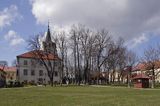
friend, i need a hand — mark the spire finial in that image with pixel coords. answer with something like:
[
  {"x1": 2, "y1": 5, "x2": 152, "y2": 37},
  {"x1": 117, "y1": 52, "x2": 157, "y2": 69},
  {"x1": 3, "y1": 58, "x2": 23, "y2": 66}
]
[
  {"x1": 45, "y1": 20, "x2": 52, "y2": 42},
  {"x1": 48, "y1": 20, "x2": 50, "y2": 30}
]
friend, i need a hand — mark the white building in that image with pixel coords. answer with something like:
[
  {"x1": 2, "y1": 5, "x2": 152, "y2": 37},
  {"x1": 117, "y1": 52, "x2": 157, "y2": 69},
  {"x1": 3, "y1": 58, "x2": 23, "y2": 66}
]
[{"x1": 17, "y1": 25, "x2": 61, "y2": 84}]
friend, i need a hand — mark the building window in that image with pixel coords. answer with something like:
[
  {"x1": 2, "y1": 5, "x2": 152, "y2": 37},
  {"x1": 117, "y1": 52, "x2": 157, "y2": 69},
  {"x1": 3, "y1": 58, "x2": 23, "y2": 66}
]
[
  {"x1": 31, "y1": 70, "x2": 35, "y2": 76},
  {"x1": 55, "y1": 71, "x2": 58, "y2": 77},
  {"x1": 39, "y1": 70, "x2": 43, "y2": 76},
  {"x1": 23, "y1": 69, "x2": 28, "y2": 76},
  {"x1": 24, "y1": 60, "x2": 28, "y2": 65}
]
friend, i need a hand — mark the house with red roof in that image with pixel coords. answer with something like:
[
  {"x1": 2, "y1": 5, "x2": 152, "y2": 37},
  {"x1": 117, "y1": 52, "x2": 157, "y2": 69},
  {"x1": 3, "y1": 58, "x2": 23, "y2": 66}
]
[
  {"x1": 2, "y1": 66, "x2": 17, "y2": 84},
  {"x1": 132, "y1": 63, "x2": 160, "y2": 83},
  {"x1": 16, "y1": 25, "x2": 61, "y2": 85},
  {"x1": 0, "y1": 67, "x2": 6, "y2": 87},
  {"x1": 132, "y1": 74, "x2": 150, "y2": 88}
]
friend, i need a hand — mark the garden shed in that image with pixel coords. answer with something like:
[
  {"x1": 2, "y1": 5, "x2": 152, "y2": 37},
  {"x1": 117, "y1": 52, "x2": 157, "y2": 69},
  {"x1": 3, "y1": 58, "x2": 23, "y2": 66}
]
[{"x1": 132, "y1": 74, "x2": 150, "y2": 88}]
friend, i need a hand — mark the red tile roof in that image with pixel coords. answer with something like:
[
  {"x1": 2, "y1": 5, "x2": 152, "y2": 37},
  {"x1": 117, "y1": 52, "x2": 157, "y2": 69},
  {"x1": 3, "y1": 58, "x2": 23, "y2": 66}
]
[
  {"x1": 0, "y1": 66, "x2": 16, "y2": 72},
  {"x1": 133, "y1": 61, "x2": 160, "y2": 72},
  {"x1": 17, "y1": 50, "x2": 61, "y2": 60},
  {"x1": 132, "y1": 63, "x2": 146, "y2": 71}
]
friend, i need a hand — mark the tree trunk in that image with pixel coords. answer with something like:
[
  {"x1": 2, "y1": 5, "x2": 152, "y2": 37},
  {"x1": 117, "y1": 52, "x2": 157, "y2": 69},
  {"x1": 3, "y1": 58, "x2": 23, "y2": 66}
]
[
  {"x1": 112, "y1": 69, "x2": 116, "y2": 84},
  {"x1": 151, "y1": 68, "x2": 155, "y2": 88},
  {"x1": 127, "y1": 66, "x2": 132, "y2": 88},
  {"x1": 127, "y1": 75, "x2": 130, "y2": 88},
  {"x1": 60, "y1": 61, "x2": 64, "y2": 86},
  {"x1": 50, "y1": 78, "x2": 54, "y2": 87},
  {"x1": 77, "y1": 38, "x2": 81, "y2": 86},
  {"x1": 97, "y1": 66, "x2": 101, "y2": 85}
]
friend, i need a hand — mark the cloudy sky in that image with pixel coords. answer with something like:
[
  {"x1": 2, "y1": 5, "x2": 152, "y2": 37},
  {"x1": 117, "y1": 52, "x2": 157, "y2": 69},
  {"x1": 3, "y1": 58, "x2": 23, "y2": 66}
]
[{"x1": 0, "y1": 0, "x2": 160, "y2": 65}]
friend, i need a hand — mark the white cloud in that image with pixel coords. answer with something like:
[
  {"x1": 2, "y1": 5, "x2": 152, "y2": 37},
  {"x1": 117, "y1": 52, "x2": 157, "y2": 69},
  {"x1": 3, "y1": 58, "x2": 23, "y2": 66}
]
[
  {"x1": 0, "y1": 5, "x2": 21, "y2": 29},
  {"x1": 30, "y1": 0, "x2": 128, "y2": 25},
  {"x1": 133, "y1": 34, "x2": 148, "y2": 45},
  {"x1": 4, "y1": 30, "x2": 25, "y2": 46},
  {"x1": 30, "y1": 0, "x2": 160, "y2": 47},
  {"x1": 127, "y1": 33, "x2": 149, "y2": 48}
]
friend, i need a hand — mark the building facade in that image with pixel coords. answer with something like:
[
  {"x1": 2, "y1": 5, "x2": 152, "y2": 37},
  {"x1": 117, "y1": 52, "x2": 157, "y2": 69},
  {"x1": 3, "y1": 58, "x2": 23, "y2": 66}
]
[
  {"x1": 0, "y1": 66, "x2": 17, "y2": 84},
  {"x1": 0, "y1": 68, "x2": 6, "y2": 87},
  {"x1": 17, "y1": 25, "x2": 61, "y2": 84}
]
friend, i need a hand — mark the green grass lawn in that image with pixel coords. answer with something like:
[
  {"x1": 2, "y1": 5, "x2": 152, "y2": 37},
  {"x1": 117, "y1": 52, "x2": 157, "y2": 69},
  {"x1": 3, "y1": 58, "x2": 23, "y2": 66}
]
[{"x1": 0, "y1": 86, "x2": 160, "y2": 106}]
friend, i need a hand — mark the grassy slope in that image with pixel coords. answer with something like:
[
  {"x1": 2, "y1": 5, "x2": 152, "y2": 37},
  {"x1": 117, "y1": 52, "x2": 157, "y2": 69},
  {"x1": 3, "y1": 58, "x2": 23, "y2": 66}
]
[{"x1": 0, "y1": 86, "x2": 160, "y2": 106}]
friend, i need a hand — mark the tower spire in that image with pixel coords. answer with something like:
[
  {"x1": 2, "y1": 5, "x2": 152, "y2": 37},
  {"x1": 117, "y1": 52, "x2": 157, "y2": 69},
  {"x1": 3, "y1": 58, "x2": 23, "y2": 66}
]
[
  {"x1": 43, "y1": 21, "x2": 58, "y2": 55},
  {"x1": 45, "y1": 21, "x2": 52, "y2": 42}
]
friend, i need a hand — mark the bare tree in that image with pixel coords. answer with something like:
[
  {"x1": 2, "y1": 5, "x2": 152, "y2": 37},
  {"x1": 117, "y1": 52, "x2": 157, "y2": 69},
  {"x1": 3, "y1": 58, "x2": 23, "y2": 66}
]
[
  {"x1": 55, "y1": 31, "x2": 68, "y2": 86},
  {"x1": 70, "y1": 24, "x2": 82, "y2": 85},
  {"x1": 126, "y1": 50, "x2": 137, "y2": 88},
  {"x1": 142, "y1": 46, "x2": 159, "y2": 88},
  {"x1": 0, "y1": 63, "x2": 6, "y2": 87},
  {"x1": 116, "y1": 48, "x2": 127, "y2": 83},
  {"x1": 108, "y1": 38, "x2": 127, "y2": 84},
  {"x1": 106, "y1": 42, "x2": 118, "y2": 83},
  {"x1": 104, "y1": 38, "x2": 125, "y2": 84},
  {"x1": 94, "y1": 29, "x2": 112, "y2": 84},
  {"x1": 79, "y1": 26, "x2": 96, "y2": 84}
]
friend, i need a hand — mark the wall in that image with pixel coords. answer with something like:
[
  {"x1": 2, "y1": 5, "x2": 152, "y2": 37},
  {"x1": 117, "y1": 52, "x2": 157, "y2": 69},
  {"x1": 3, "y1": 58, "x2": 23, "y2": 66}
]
[{"x1": 17, "y1": 57, "x2": 61, "y2": 84}]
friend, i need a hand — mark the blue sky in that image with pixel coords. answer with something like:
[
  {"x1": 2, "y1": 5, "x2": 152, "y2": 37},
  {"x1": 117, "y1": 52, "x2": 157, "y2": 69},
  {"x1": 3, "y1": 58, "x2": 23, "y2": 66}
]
[
  {"x1": 0, "y1": 0, "x2": 160, "y2": 65},
  {"x1": 0, "y1": 0, "x2": 46, "y2": 65}
]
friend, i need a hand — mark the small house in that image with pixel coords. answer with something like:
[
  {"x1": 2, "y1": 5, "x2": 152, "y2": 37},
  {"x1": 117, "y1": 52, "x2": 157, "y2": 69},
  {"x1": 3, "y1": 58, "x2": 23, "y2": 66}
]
[{"x1": 132, "y1": 74, "x2": 149, "y2": 88}]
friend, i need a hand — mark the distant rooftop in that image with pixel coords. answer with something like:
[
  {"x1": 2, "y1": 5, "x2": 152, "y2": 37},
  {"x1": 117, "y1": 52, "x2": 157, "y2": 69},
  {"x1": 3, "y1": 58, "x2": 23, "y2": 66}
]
[{"x1": 0, "y1": 66, "x2": 16, "y2": 72}]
